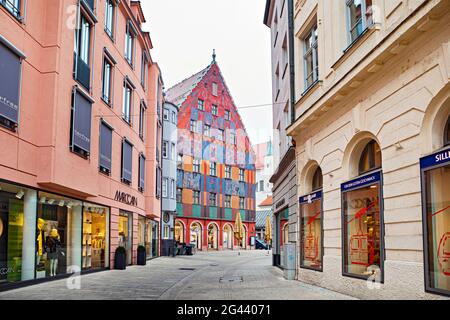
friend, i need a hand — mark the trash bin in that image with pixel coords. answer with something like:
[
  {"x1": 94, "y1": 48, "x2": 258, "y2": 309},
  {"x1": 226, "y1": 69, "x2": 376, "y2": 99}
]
[
  {"x1": 137, "y1": 246, "x2": 146, "y2": 265},
  {"x1": 114, "y1": 247, "x2": 127, "y2": 270},
  {"x1": 185, "y1": 245, "x2": 193, "y2": 256}
]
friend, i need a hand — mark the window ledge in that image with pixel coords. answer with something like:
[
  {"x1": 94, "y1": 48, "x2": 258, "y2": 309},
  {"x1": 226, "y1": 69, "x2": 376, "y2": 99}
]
[
  {"x1": 101, "y1": 96, "x2": 112, "y2": 108},
  {"x1": 301, "y1": 80, "x2": 322, "y2": 98},
  {"x1": 331, "y1": 23, "x2": 381, "y2": 71}
]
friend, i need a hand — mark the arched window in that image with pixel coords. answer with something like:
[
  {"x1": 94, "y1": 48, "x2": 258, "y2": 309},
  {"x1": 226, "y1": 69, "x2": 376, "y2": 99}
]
[
  {"x1": 445, "y1": 115, "x2": 450, "y2": 146},
  {"x1": 312, "y1": 167, "x2": 323, "y2": 191},
  {"x1": 358, "y1": 140, "x2": 382, "y2": 175}
]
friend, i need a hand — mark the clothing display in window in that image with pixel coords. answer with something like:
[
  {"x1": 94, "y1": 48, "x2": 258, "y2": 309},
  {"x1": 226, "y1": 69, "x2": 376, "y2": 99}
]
[{"x1": 82, "y1": 210, "x2": 106, "y2": 270}]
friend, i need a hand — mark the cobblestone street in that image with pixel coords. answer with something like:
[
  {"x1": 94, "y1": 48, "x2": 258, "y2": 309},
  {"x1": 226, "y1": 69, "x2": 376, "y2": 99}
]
[{"x1": 0, "y1": 251, "x2": 356, "y2": 300}]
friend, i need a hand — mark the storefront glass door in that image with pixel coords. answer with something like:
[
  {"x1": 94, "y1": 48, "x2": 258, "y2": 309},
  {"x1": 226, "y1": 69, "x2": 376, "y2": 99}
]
[{"x1": 119, "y1": 211, "x2": 132, "y2": 265}]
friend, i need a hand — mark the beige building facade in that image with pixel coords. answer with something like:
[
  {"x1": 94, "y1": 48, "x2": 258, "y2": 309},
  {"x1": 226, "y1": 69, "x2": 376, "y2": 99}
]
[{"x1": 288, "y1": 0, "x2": 450, "y2": 299}]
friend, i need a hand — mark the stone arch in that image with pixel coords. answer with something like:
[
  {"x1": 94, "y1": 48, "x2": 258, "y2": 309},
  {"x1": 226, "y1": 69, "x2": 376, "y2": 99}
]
[
  {"x1": 174, "y1": 220, "x2": 186, "y2": 243},
  {"x1": 341, "y1": 131, "x2": 382, "y2": 180},
  {"x1": 222, "y1": 223, "x2": 234, "y2": 250},
  {"x1": 299, "y1": 160, "x2": 323, "y2": 195},
  {"x1": 419, "y1": 83, "x2": 450, "y2": 154},
  {"x1": 206, "y1": 222, "x2": 220, "y2": 250},
  {"x1": 189, "y1": 221, "x2": 203, "y2": 250}
]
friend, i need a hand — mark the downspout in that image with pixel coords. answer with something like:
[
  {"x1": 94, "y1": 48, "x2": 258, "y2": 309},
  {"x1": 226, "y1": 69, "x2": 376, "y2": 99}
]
[{"x1": 287, "y1": 0, "x2": 296, "y2": 125}]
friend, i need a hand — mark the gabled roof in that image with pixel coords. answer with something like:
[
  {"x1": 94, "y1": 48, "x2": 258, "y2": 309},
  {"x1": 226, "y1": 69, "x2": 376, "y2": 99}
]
[
  {"x1": 259, "y1": 196, "x2": 273, "y2": 207},
  {"x1": 255, "y1": 209, "x2": 273, "y2": 229},
  {"x1": 165, "y1": 63, "x2": 213, "y2": 107}
]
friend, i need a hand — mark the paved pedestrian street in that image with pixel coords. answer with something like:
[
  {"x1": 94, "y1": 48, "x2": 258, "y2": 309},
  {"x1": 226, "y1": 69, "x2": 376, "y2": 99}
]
[{"x1": 0, "y1": 251, "x2": 356, "y2": 300}]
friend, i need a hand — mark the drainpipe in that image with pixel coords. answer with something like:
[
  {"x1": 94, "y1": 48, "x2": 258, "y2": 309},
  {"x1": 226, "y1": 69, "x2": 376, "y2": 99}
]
[{"x1": 287, "y1": 0, "x2": 296, "y2": 125}]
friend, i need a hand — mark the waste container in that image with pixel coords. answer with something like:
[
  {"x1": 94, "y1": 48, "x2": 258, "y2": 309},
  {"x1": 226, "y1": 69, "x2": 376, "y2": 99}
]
[
  {"x1": 137, "y1": 246, "x2": 146, "y2": 265},
  {"x1": 283, "y1": 243, "x2": 296, "y2": 280},
  {"x1": 114, "y1": 247, "x2": 127, "y2": 270}
]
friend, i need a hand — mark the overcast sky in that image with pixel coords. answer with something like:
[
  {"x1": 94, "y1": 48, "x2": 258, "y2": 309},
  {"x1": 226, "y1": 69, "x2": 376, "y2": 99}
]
[{"x1": 141, "y1": 0, "x2": 273, "y2": 146}]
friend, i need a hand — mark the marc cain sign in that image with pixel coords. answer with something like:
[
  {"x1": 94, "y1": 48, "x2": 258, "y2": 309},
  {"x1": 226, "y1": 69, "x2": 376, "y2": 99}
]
[{"x1": 114, "y1": 190, "x2": 138, "y2": 207}]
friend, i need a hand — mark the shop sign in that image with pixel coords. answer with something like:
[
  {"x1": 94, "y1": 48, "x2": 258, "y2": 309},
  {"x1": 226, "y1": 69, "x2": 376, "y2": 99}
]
[
  {"x1": 341, "y1": 171, "x2": 381, "y2": 192},
  {"x1": 420, "y1": 148, "x2": 450, "y2": 170},
  {"x1": 275, "y1": 198, "x2": 285, "y2": 209},
  {"x1": 299, "y1": 190, "x2": 322, "y2": 204},
  {"x1": 114, "y1": 190, "x2": 138, "y2": 207}
]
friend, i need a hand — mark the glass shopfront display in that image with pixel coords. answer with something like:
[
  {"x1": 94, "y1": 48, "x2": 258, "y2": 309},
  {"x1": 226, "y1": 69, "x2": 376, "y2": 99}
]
[
  {"x1": 341, "y1": 171, "x2": 383, "y2": 279},
  {"x1": 0, "y1": 182, "x2": 36, "y2": 284},
  {"x1": 152, "y1": 220, "x2": 159, "y2": 258},
  {"x1": 300, "y1": 191, "x2": 323, "y2": 271},
  {"x1": 36, "y1": 192, "x2": 82, "y2": 278},
  {"x1": 82, "y1": 203, "x2": 109, "y2": 270},
  {"x1": 421, "y1": 148, "x2": 450, "y2": 296},
  {"x1": 119, "y1": 211, "x2": 133, "y2": 265},
  {"x1": 138, "y1": 215, "x2": 146, "y2": 247}
]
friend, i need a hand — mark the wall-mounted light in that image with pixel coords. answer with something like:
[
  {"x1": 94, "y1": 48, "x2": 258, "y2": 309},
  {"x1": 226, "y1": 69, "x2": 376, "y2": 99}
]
[
  {"x1": 58, "y1": 200, "x2": 65, "y2": 207},
  {"x1": 66, "y1": 201, "x2": 74, "y2": 209},
  {"x1": 16, "y1": 190, "x2": 25, "y2": 199},
  {"x1": 47, "y1": 199, "x2": 55, "y2": 205},
  {"x1": 39, "y1": 197, "x2": 47, "y2": 204}
]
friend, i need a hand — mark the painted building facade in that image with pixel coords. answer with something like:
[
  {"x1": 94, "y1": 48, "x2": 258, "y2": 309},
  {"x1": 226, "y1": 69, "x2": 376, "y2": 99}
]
[
  {"x1": 166, "y1": 55, "x2": 256, "y2": 251},
  {"x1": 287, "y1": 0, "x2": 450, "y2": 299},
  {"x1": 264, "y1": 0, "x2": 298, "y2": 268},
  {"x1": 0, "y1": 0, "x2": 163, "y2": 289}
]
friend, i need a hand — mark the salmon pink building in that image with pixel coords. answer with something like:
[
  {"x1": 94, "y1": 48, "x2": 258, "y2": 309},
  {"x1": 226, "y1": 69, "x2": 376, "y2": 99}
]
[
  {"x1": 0, "y1": 0, "x2": 163, "y2": 289},
  {"x1": 167, "y1": 54, "x2": 257, "y2": 251}
]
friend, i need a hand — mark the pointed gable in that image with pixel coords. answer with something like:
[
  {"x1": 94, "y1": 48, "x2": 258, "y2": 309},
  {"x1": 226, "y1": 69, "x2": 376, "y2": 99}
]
[{"x1": 167, "y1": 60, "x2": 256, "y2": 170}]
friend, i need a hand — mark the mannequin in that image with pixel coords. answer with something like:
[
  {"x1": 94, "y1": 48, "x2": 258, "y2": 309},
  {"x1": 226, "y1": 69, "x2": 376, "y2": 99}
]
[
  {"x1": 36, "y1": 218, "x2": 45, "y2": 265},
  {"x1": 46, "y1": 228, "x2": 62, "y2": 276}
]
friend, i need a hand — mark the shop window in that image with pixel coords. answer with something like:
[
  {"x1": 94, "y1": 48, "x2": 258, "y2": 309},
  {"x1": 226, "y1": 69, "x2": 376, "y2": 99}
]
[
  {"x1": 138, "y1": 216, "x2": 146, "y2": 247},
  {"x1": 421, "y1": 147, "x2": 450, "y2": 296},
  {"x1": 82, "y1": 204, "x2": 109, "y2": 270},
  {"x1": 445, "y1": 115, "x2": 450, "y2": 146},
  {"x1": 151, "y1": 220, "x2": 159, "y2": 258},
  {"x1": 342, "y1": 171, "x2": 383, "y2": 280},
  {"x1": 300, "y1": 175, "x2": 323, "y2": 271},
  {"x1": 358, "y1": 140, "x2": 381, "y2": 175},
  {"x1": 190, "y1": 223, "x2": 202, "y2": 250},
  {"x1": 175, "y1": 221, "x2": 184, "y2": 243},
  {"x1": 0, "y1": 183, "x2": 36, "y2": 284},
  {"x1": 36, "y1": 192, "x2": 82, "y2": 278},
  {"x1": 118, "y1": 211, "x2": 132, "y2": 265}
]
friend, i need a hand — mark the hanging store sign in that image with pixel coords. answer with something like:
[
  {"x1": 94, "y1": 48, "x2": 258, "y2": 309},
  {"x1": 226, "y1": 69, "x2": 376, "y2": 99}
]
[
  {"x1": 420, "y1": 148, "x2": 450, "y2": 169},
  {"x1": 114, "y1": 190, "x2": 138, "y2": 207},
  {"x1": 341, "y1": 171, "x2": 381, "y2": 192}
]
